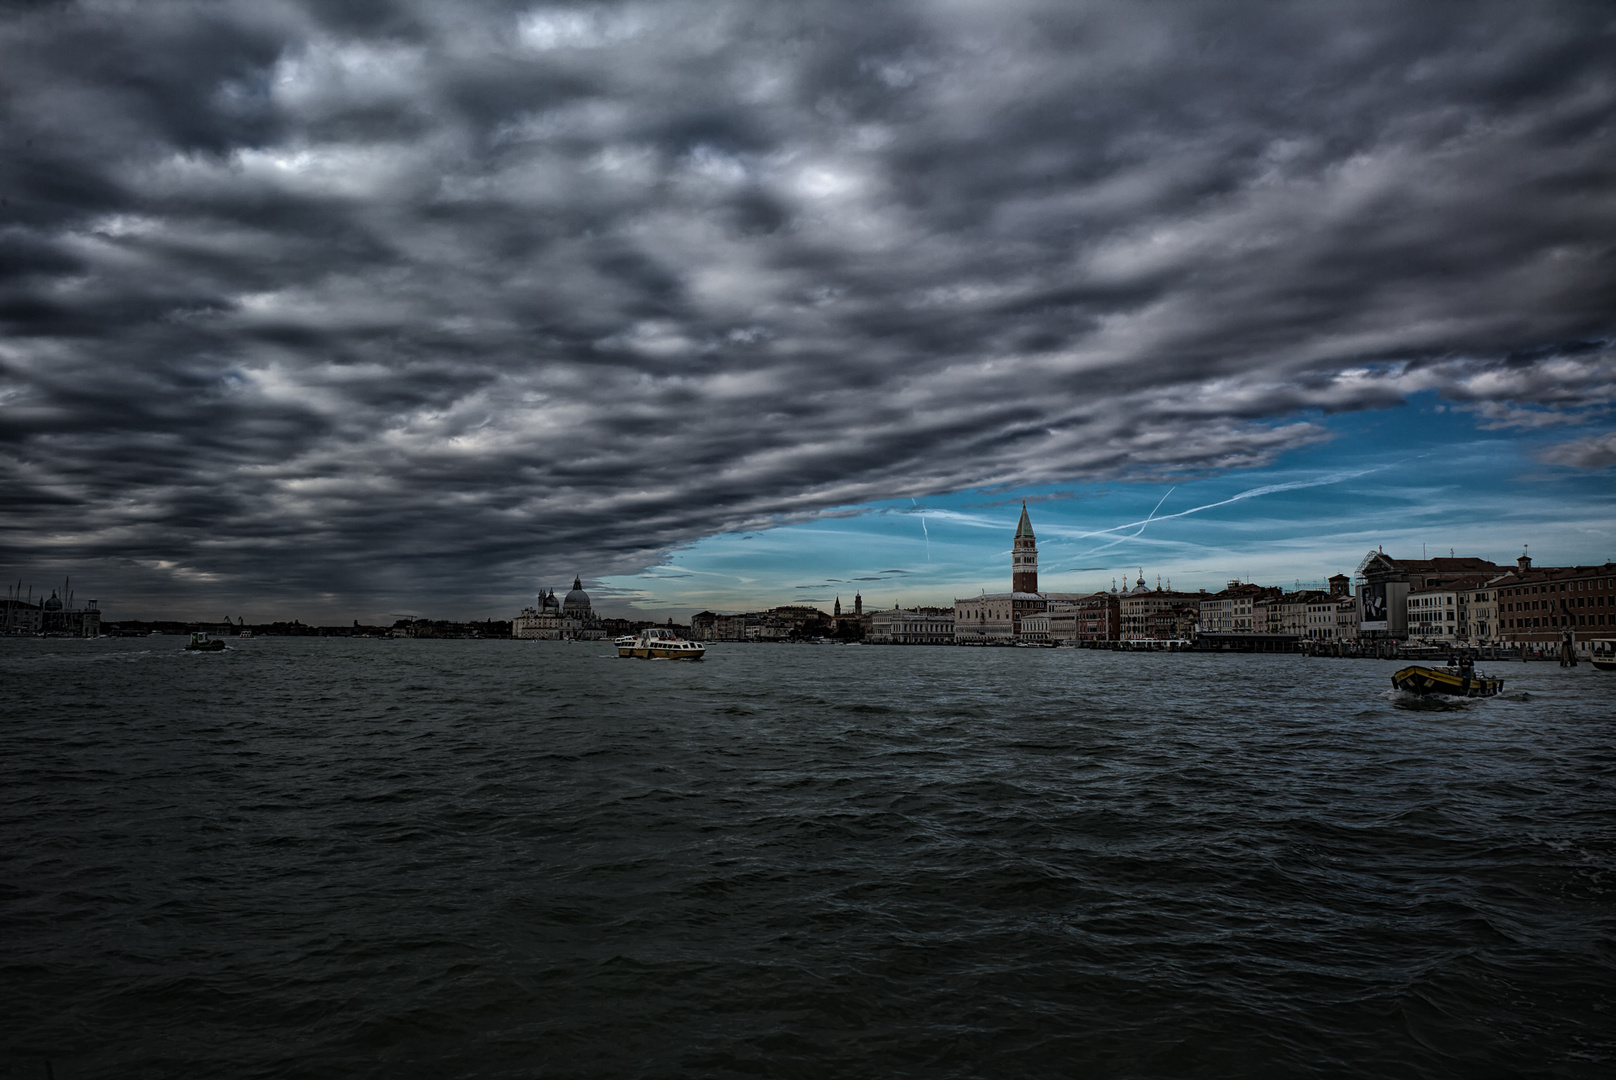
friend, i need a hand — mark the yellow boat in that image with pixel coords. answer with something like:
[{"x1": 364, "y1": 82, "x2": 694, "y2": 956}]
[
  {"x1": 1391, "y1": 660, "x2": 1502, "y2": 698},
  {"x1": 619, "y1": 627, "x2": 705, "y2": 660}
]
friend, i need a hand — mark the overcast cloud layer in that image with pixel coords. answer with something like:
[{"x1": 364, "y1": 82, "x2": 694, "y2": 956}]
[{"x1": 3, "y1": 1, "x2": 1614, "y2": 616}]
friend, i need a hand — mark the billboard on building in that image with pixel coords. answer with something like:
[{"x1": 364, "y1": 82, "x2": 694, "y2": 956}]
[{"x1": 1360, "y1": 582, "x2": 1389, "y2": 631}]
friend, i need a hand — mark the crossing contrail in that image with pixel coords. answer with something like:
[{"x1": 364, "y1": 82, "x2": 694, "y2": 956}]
[
  {"x1": 1077, "y1": 468, "x2": 1381, "y2": 555},
  {"x1": 1080, "y1": 486, "x2": 1176, "y2": 555}
]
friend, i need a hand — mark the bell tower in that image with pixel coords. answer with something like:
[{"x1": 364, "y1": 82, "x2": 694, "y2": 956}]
[{"x1": 1012, "y1": 502, "x2": 1038, "y2": 594}]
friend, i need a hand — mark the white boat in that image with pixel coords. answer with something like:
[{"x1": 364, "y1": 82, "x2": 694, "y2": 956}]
[
  {"x1": 618, "y1": 627, "x2": 705, "y2": 661},
  {"x1": 1591, "y1": 639, "x2": 1616, "y2": 672},
  {"x1": 185, "y1": 632, "x2": 226, "y2": 652},
  {"x1": 614, "y1": 634, "x2": 638, "y2": 648}
]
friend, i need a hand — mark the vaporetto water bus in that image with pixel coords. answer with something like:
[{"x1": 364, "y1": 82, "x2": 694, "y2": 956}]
[{"x1": 619, "y1": 628, "x2": 706, "y2": 660}]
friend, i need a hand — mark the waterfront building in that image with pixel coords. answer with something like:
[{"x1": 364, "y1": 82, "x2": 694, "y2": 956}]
[
  {"x1": 1254, "y1": 584, "x2": 1352, "y2": 642},
  {"x1": 1263, "y1": 591, "x2": 1328, "y2": 636},
  {"x1": 869, "y1": 606, "x2": 954, "y2": 645},
  {"x1": 1322, "y1": 574, "x2": 1356, "y2": 641},
  {"x1": 769, "y1": 605, "x2": 829, "y2": 625},
  {"x1": 1119, "y1": 577, "x2": 1204, "y2": 641},
  {"x1": 690, "y1": 611, "x2": 754, "y2": 641},
  {"x1": 1043, "y1": 602, "x2": 1075, "y2": 643},
  {"x1": 1408, "y1": 574, "x2": 1514, "y2": 646},
  {"x1": 1489, "y1": 557, "x2": 1616, "y2": 656},
  {"x1": 3, "y1": 590, "x2": 43, "y2": 634},
  {"x1": 1355, "y1": 551, "x2": 1509, "y2": 641},
  {"x1": 689, "y1": 605, "x2": 840, "y2": 642},
  {"x1": 750, "y1": 616, "x2": 796, "y2": 641},
  {"x1": 1459, "y1": 581, "x2": 1502, "y2": 645},
  {"x1": 1045, "y1": 592, "x2": 1119, "y2": 644},
  {"x1": 1078, "y1": 592, "x2": 1121, "y2": 642},
  {"x1": 1198, "y1": 583, "x2": 1280, "y2": 635},
  {"x1": 1018, "y1": 611, "x2": 1051, "y2": 643},
  {"x1": 513, "y1": 588, "x2": 562, "y2": 639},
  {"x1": 953, "y1": 593, "x2": 1021, "y2": 644},
  {"x1": 691, "y1": 610, "x2": 739, "y2": 641},
  {"x1": 1140, "y1": 603, "x2": 1198, "y2": 641},
  {"x1": 719, "y1": 612, "x2": 754, "y2": 641},
  {"x1": 1334, "y1": 595, "x2": 1360, "y2": 641},
  {"x1": 1256, "y1": 594, "x2": 1277, "y2": 633},
  {"x1": 1405, "y1": 584, "x2": 1463, "y2": 645},
  {"x1": 1304, "y1": 595, "x2": 1340, "y2": 640}
]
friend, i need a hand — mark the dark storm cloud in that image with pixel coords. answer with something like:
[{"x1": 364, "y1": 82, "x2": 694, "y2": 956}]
[
  {"x1": 1538, "y1": 432, "x2": 1616, "y2": 470},
  {"x1": 2, "y1": 0, "x2": 1614, "y2": 614}
]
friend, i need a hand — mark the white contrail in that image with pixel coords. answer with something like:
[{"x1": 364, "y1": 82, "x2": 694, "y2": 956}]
[
  {"x1": 1077, "y1": 468, "x2": 1380, "y2": 554},
  {"x1": 1081, "y1": 486, "x2": 1175, "y2": 555},
  {"x1": 913, "y1": 498, "x2": 930, "y2": 560}
]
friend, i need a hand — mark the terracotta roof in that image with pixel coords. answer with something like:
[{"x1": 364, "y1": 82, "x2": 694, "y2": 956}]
[{"x1": 1490, "y1": 563, "x2": 1616, "y2": 585}]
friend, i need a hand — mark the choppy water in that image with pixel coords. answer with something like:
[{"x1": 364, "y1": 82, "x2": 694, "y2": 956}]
[{"x1": 3, "y1": 638, "x2": 1613, "y2": 1079}]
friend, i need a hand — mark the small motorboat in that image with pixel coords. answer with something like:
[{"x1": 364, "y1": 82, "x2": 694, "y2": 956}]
[
  {"x1": 618, "y1": 627, "x2": 705, "y2": 660},
  {"x1": 1391, "y1": 658, "x2": 1501, "y2": 698},
  {"x1": 1591, "y1": 639, "x2": 1616, "y2": 672},
  {"x1": 185, "y1": 632, "x2": 227, "y2": 652}
]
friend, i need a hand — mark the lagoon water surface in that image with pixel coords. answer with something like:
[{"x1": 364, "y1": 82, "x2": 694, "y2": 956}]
[{"x1": 3, "y1": 638, "x2": 1613, "y2": 1078}]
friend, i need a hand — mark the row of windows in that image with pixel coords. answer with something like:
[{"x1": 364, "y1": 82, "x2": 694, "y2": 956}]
[
  {"x1": 1504, "y1": 578, "x2": 1613, "y2": 597},
  {"x1": 1507, "y1": 613, "x2": 1610, "y2": 628},
  {"x1": 1501, "y1": 594, "x2": 1608, "y2": 613}
]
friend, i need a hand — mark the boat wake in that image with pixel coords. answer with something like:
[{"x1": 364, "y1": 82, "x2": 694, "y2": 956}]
[{"x1": 1387, "y1": 689, "x2": 1476, "y2": 712}]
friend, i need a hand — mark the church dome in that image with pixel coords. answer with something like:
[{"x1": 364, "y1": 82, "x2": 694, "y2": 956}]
[
  {"x1": 563, "y1": 576, "x2": 591, "y2": 614},
  {"x1": 44, "y1": 590, "x2": 63, "y2": 611}
]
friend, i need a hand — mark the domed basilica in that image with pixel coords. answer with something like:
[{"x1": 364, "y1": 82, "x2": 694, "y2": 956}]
[{"x1": 513, "y1": 576, "x2": 606, "y2": 640}]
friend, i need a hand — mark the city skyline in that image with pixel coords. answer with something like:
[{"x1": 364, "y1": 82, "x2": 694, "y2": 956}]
[
  {"x1": 3, "y1": 2, "x2": 1613, "y2": 623},
  {"x1": 603, "y1": 397, "x2": 1615, "y2": 617}
]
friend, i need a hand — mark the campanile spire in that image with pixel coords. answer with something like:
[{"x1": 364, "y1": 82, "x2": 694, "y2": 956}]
[{"x1": 1012, "y1": 501, "x2": 1038, "y2": 594}]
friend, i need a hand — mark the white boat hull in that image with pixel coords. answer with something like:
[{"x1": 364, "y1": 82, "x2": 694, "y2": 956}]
[{"x1": 619, "y1": 643, "x2": 705, "y2": 660}]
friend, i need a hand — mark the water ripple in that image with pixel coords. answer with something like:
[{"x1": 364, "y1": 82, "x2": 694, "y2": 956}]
[{"x1": 2, "y1": 639, "x2": 1612, "y2": 1078}]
